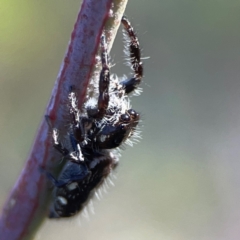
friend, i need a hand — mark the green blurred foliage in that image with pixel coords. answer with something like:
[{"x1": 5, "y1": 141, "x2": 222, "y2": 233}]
[{"x1": 1, "y1": 1, "x2": 240, "y2": 240}]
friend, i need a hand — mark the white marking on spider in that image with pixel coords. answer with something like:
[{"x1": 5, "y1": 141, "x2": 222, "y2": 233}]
[
  {"x1": 57, "y1": 196, "x2": 68, "y2": 205},
  {"x1": 67, "y1": 182, "x2": 78, "y2": 191}
]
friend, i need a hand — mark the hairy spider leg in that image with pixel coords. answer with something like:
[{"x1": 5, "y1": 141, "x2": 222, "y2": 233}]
[
  {"x1": 88, "y1": 35, "x2": 110, "y2": 119},
  {"x1": 97, "y1": 35, "x2": 110, "y2": 118},
  {"x1": 45, "y1": 115, "x2": 83, "y2": 162},
  {"x1": 68, "y1": 86, "x2": 87, "y2": 161},
  {"x1": 45, "y1": 115, "x2": 69, "y2": 156},
  {"x1": 68, "y1": 86, "x2": 93, "y2": 143},
  {"x1": 121, "y1": 16, "x2": 143, "y2": 94},
  {"x1": 68, "y1": 86, "x2": 81, "y2": 129}
]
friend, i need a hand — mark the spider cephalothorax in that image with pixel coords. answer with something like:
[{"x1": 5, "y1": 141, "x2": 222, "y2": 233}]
[{"x1": 45, "y1": 16, "x2": 143, "y2": 218}]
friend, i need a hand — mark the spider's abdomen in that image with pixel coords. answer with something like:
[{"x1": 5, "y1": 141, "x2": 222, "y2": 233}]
[
  {"x1": 50, "y1": 181, "x2": 88, "y2": 218},
  {"x1": 50, "y1": 151, "x2": 117, "y2": 218}
]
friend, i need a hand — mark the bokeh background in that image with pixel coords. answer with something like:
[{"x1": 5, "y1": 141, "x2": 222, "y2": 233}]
[{"x1": 1, "y1": 1, "x2": 240, "y2": 239}]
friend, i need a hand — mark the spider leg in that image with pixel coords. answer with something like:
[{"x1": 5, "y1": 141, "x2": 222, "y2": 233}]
[
  {"x1": 97, "y1": 35, "x2": 110, "y2": 118},
  {"x1": 68, "y1": 86, "x2": 93, "y2": 162},
  {"x1": 121, "y1": 16, "x2": 143, "y2": 94},
  {"x1": 68, "y1": 133, "x2": 84, "y2": 162},
  {"x1": 88, "y1": 35, "x2": 110, "y2": 119},
  {"x1": 68, "y1": 86, "x2": 87, "y2": 143},
  {"x1": 45, "y1": 115, "x2": 69, "y2": 156},
  {"x1": 68, "y1": 86, "x2": 81, "y2": 128},
  {"x1": 45, "y1": 115, "x2": 83, "y2": 162}
]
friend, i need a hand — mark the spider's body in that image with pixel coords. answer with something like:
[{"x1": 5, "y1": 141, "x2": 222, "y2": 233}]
[{"x1": 46, "y1": 16, "x2": 143, "y2": 218}]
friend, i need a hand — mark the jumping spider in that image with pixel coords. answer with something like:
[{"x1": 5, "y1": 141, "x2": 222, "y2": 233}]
[{"x1": 45, "y1": 16, "x2": 143, "y2": 218}]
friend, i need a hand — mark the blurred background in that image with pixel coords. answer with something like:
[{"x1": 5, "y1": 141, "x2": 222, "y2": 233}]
[{"x1": 1, "y1": 1, "x2": 240, "y2": 239}]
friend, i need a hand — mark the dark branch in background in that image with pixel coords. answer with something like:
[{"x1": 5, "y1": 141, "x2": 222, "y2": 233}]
[{"x1": 0, "y1": 0, "x2": 128, "y2": 239}]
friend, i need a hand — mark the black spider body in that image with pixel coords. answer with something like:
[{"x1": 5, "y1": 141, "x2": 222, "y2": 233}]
[
  {"x1": 49, "y1": 150, "x2": 115, "y2": 218},
  {"x1": 46, "y1": 16, "x2": 143, "y2": 218}
]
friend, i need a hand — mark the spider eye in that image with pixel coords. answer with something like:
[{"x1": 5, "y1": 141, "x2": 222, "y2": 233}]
[
  {"x1": 120, "y1": 113, "x2": 130, "y2": 122},
  {"x1": 127, "y1": 109, "x2": 139, "y2": 120},
  {"x1": 119, "y1": 123, "x2": 127, "y2": 131}
]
